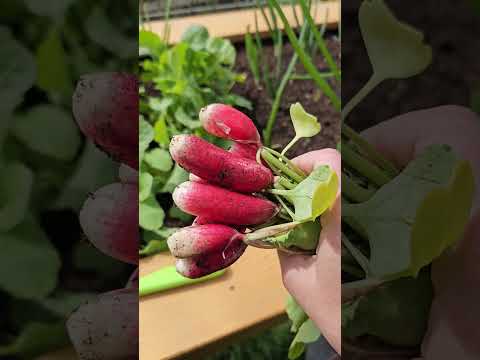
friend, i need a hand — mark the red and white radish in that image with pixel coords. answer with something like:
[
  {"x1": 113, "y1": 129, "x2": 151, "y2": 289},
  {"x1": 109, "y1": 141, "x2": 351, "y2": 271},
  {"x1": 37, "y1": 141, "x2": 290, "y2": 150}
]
[
  {"x1": 170, "y1": 135, "x2": 273, "y2": 193},
  {"x1": 167, "y1": 224, "x2": 242, "y2": 258},
  {"x1": 73, "y1": 72, "x2": 138, "y2": 169},
  {"x1": 67, "y1": 288, "x2": 138, "y2": 360},
  {"x1": 173, "y1": 181, "x2": 278, "y2": 225},
  {"x1": 199, "y1": 103, "x2": 261, "y2": 145},
  {"x1": 79, "y1": 182, "x2": 138, "y2": 265},
  {"x1": 229, "y1": 142, "x2": 259, "y2": 160},
  {"x1": 176, "y1": 237, "x2": 247, "y2": 278}
]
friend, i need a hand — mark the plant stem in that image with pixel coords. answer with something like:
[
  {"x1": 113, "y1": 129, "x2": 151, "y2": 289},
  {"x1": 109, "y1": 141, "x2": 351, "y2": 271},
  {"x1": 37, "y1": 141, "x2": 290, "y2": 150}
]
[
  {"x1": 263, "y1": 147, "x2": 307, "y2": 179},
  {"x1": 245, "y1": 221, "x2": 300, "y2": 242},
  {"x1": 268, "y1": 0, "x2": 340, "y2": 111},
  {"x1": 342, "y1": 233, "x2": 370, "y2": 276},
  {"x1": 341, "y1": 173, "x2": 375, "y2": 203},
  {"x1": 342, "y1": 278, "x2": 384, "y2": 303},
  {"x1": 290, "y1": 72, "x2": 336, "y2": 80},
  {"x1": 342, "y1": 74, "x2": 381, "y2": 120},
  {"x1": 263, "y1": 20, "x2": 309, "y2": 146},
  {"x1": 261, "y1": 148, "x2": 305, "y2": 183},
  {"x1": 342, "y1": 142, "x2": 392, "y2": 187},
  {"x1": 279, "y1": 177, "x2": 296, "y2": 189},
  {"x1": 342, "y1": 124, "x2": 399, "y2": 177},
  {"x1": 298, "y1": 0, "x2": 340, "y2": 81}
]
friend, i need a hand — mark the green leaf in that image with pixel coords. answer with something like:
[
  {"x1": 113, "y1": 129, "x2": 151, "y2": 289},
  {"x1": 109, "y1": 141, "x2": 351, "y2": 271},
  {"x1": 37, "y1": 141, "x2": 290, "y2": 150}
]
[
  {"x1": 0, "y1": 322, "x2": 68, "y2": 358},
  {"x1": 0, "y1": 27, "x2": 36, "y2": 111},
  {"x1": 0, "y1": 216, "x2": 60, "y2": 299},
  {"x1": 282, "y1": 103, "x2": 321, "y2": 155},
  {"x1": 288, "y1": 319, "x2": 321, "y2": 360},
  {"x1": 359, "y1": 0, "x2": 432, "y2": 81},
  {"x1": 343, "y1": 270, "x2": 433, "y2": 347},
  {"x1": 265, "y1": 219, "x2": 321, "y2": 251},
  {"x1": 343, "y1": 145, "x2": 475, "y2": 278},
  {"x1": 144, "y1": 148, "x2": 173, "y2": 172},
  {"x1": 0, "y1": 162, "x2": 33, "y2": 231},
  {"x1": 139, "y1": 172, "x2": 153, "y2": 202},
  {"x1": 161, "y1": 164, "x2": 189, "y2": 193},
  {"x1": 206, "y1": 37, "x2": 236, "y2": 65},
  {"x1": 224, "y1": 94, "x2": 253, "y2": 110},
  {"x1": 290, "y1": 102, "x2": 321, "y2": 138},
  {"x1": 154, "y1": 114, "x2": 170, "y2": 147},
  {"x1": 175, "y1": 107, "x2": 201, "y2": 129},
  {"x1": 12, "y1": 105, "x2": 81, "y2": 161},
  {"x1": 181, "y1": 25, "x2": 209, "y2": 51},
  {"x1": 139, "y1": 29, "x2": 166, "y2": 57},
  {"x1": 140, "y1": 239, "x2": 168, "y2": 256},
  {"x1": 286, "y1": 295, "x2": 308, "y2": 332},
  {"x1": 276, "y1": 165, "x2": 338, "y2": 222},
  {"x1": 140, "y1": 196, "x2": 165, "y2": 231},
  {"x1": 139, "y1": 117, "x2": 154, "y2": 161},
  {"x1": 36, "y1": 27, "x2": 72, "y2": 96},
  {"x1": 40, "y1": 291, "x2": 96, "y2": 318},
  {"x1": 168, "y1": 204, "x2": 194, "y2": 223},
  {"x1": 85, "y1": 6, "x2": 136, "y2": 59},
  {"x1": 53, "y1": 141, "x2": 117, "y2": 211},
  {"x1": 24, "y1": 0, "x2": 76, "y2": 18}
]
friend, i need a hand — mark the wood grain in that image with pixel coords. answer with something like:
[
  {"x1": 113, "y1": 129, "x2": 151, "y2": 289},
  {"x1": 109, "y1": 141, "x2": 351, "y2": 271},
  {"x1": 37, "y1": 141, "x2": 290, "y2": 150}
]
[
  {"x1": 145, "y1": 1, "x2": 340, "y2": 43},
  {"x1": 140, "y1": 247, "x2": 287, "y2": 360}
]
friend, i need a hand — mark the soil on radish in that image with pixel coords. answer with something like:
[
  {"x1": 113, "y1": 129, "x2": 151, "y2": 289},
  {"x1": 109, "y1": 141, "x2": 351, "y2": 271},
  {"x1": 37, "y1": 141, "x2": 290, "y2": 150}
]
[{"x1": 232, "y1": 32, "x2": 341, "y2": 158}]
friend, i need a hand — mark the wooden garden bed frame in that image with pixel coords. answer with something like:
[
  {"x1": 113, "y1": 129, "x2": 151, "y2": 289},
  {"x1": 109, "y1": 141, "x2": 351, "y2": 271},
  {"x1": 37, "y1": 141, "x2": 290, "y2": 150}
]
[{"x1": 144, "y1": 0, "x2": 340, "y2": 43}]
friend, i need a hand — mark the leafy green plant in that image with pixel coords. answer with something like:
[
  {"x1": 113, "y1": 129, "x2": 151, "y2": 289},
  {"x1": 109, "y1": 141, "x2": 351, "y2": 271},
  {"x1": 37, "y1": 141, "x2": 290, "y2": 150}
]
[
  {"x1": 139, "y1": 26, "x2": 251, "y2": 256},
  {"x1": 0, "y1": 0, "x2": 136, "y2": 357}
]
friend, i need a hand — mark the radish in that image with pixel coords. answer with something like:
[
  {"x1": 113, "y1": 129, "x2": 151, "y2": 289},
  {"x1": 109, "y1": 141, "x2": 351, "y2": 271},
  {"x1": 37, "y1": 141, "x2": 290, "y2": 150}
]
[
  {"x1": 176, "y1": 237, "x2": 247, "y2": 278},
  {"x1": 199, "y1": 103, "x2": 261, "y2": 145},
  {"x1": 173, "y1": 181, "x2": 278, "y2": 225},
  {"x1": 79, "y1": 182, "x2": 138, "y2": 265},
  {"x1": 170, "y1": 135, "x2": 273, "y2": 193},
  {"x1": 229, "y1": 142, "x2": 259, "y2": 160},
  {"x1": 189, "y1": 173, "x2": 206, "y2": 183},
  {"x1": 192, "y1": 216, "x2": 212, "y2": 225},
  {"x1": 167, "y1": 224, "x2": 242, "y2": 258},
  {"x1": 73, "y1": 72, "x2": 138, "y2": 169},
  {"x1": 67, "y1": 288, "x2": 138, "y2": 360}
]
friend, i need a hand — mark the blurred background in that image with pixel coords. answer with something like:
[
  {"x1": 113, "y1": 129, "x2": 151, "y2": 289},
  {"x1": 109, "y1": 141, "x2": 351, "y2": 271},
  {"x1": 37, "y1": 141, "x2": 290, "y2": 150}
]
[{"x1": 0, "y1": 1, "x2": 136, "y2": 358}]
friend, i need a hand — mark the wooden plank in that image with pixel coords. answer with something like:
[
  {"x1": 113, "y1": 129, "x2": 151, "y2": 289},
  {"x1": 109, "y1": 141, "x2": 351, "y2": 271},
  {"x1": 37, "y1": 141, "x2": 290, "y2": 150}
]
[
  {"x1": 139, "y1": 247, "x2": 287, "y2": 360},
  {"x1": 145, "y1": 1, "x2": 340, "y2": 43}
]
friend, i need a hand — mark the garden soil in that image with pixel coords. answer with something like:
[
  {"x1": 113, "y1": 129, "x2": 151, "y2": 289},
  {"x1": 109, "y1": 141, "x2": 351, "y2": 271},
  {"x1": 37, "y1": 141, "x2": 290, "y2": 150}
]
[{"x1": 233, "y1": 33, "x2": 341, "y2": 158}]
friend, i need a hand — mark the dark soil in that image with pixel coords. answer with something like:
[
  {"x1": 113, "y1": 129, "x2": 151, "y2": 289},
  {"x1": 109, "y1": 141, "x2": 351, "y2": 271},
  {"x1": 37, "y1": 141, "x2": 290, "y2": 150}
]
[
  {"x1": 232, "y1": 33, "x2": 341, "y2": 158},
  {"x1": 343, "y1": 0, "x2": 480, "y2": 131}
]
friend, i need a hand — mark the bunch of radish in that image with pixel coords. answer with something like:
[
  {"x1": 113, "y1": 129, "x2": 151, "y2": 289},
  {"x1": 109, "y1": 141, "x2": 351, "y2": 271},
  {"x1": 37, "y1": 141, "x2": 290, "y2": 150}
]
[
  {"x1": 168, "y1": 103, "x2": 338, "y2": 278},
  {"x1": 67, "y1": 72, "x2": 139, "y2": 360}
]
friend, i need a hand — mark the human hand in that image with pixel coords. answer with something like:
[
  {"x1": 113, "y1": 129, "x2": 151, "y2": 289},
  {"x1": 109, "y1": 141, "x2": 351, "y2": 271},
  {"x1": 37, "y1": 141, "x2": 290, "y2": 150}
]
[
  {"x1": 278, "y1": 148, "x2": 341, "y2": 355},
  {"x1": 362, "y1": 105, "x2": 480, "y2": 359}
]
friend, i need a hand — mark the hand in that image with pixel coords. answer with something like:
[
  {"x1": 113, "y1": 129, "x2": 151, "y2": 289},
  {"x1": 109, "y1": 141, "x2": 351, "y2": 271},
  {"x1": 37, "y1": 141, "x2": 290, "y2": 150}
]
[
  {"x1": 278, "y1": 148, "x2": 341, "y2": 354},
  {"x1": 362, "y1": 105, "x2": 480, "y2": 359}
]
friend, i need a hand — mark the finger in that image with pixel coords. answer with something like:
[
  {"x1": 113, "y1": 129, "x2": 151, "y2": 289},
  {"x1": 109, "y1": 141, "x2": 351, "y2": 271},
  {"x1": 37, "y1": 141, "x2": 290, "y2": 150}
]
[
  {"x1": 364, "y1": 105, "x2": 480, "y2": 210},
  {"x1": 173, "y1": 181, "x2": 279, "y2": 226},
  {"x1": 292, "y1": 148, "x2": 341, "y2": 178},
  {"x1": 361, "y1": 106, "x2": 480, "y2": 184},
  {"x1": 170, "y1": 135, "x2": 273, "y2": 193}
]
